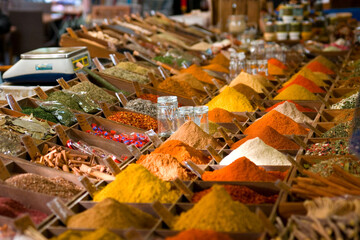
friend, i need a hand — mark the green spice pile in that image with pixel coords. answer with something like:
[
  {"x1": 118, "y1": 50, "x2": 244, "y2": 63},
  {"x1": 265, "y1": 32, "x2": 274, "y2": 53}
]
[
  {"x1": 22, "y1": 107, "x2": 59, "y2": 123},
  {"x1": 154, "y1": 55, "x2": 187, "y2": 67},
  {"x1": 37, "y1": 101, "x2": 77, "y2": 126},
  {"x1": 102, "y1": 66, "x2": 150, "y2": 84},
  {"x1": 321, "y1": 121, "x2": 352, "y2": 138},
  {"x1": 67, "y1": 198, "x2": 158, "y2": 229},
  {"x1": 305, "y1": 139, "x2": 349, "y2": 156},
  {"x1": 331, "y1": 92, "x2": 359, "y2": 109},
  {"x1": 0, "y1": 114, "x2": 55, "y2": 140},
  {"x1": 47, "y1": 91, "x2": 82, "y2": 111},
  {"x1": 69, "y1": 81, "x2": 118, "y2": 104},
  {"x1": 0, "y1": 129, "x2": 23, "y2": 155},
  {"x1": 306, "y1": 156, "x2": 360, "y2": 177},
  {"x1": 124, "y1": 98, "x2": 157, "y2": 118}
]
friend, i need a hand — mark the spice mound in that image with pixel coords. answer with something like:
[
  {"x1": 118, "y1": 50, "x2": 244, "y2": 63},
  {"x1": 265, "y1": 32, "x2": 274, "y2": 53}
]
[
  {"x1": 102, "y1": 65, "x2": 150, "y2": 84},
  {"x1": 22, "y1": 107, "x2": 59, "y2": 123},
  {"x1": 166, "y1": 229, "x2": 233, "y2": 240},
  {"x1": 173, "y1": 185, "x2": 264, "y2": 233},
  {"x1": 108, "y1": 111, "x2": 158, "y2": 131},
  {"x1": 124, "y1": 98, "x2": 157, "y2": 118},
  {"x1": 270, "y1": 101, "x2": 312, "y2": 123},
  {"x1": 277, "y1": 75, "x2": 325, "y2": 93},
  {"x1": 305, "y1": 61, "x2": 335, "y2": 75},
  {"x1": 210, "y1": 53, "x2": 230, "y2": 68},
  {"x1": 69, "y1": 81, "x2": 117, "y2": 104},
  {"x1": 67, "y1": 198, "x2": 157, "y2": 229},
  {"x1": 321, "y1": 121, "x2": 352, "y2": 138},
  {"x1": 151, "y1": 140, "x2": 210, "y2": 165},
  {"x1": 51, "y1": 228, "x2": 124, "y2": 240},
  {"x1": 305, "y1": 139, "x2": 349, "y2": 156},
  {"x1": 206, "y1": 86, "x2": 254, "y2": 113},
  {"x1": 231, "y1": 83, "x2": 262, "y2": 100},
  {"x1": 231, "y1": 126, "x2": 299, "y2": 150},
  {"x1": 221, "y1": 137, "x2": 290, "y2": 166},
  {"x1": 208, "y1": 108, "x2": 247, "y2": 123},
  {"x1": 192, "y1": 185, "x2": 278, "y2": 204},
  {"x1": 244, "y1": 110, "x2": 309, "y2": 135},
  {"x1": 167, "y1": 121, "x2": 221, "y2": 150},
  {"x1": 274, "y1": 84, "x2": 318, "y2": 101},
  {"x1": 229, "y1": 72, "x2": 271, "y2": 93},
  {"x1": 307, "y1": 156, "x2": 360, "y2": 177},
  {"x1": 157, "y1": 76, "x2": 204, "y2": 99},
  {"x1": 181, "y1": 64, "x2": 220, "y2": 85},
  {"x1": 202, "y1": 157, "x2": 287, "y2": 182},
  {"x1": 331, "y1": 92, "x2": 358, "y2": 109},
  {"x1": 266, "y1": 100, "x2": 315, "y2": 112},
  {"x1": 93, "y1": 164, "x2": 180, "y2": 203},
  {"x1": 0, "y1": 197, "x2": 47, "y2": 224},
  {"x1": 137, "y1": 153, "x2": 196, "y2": 181},
  {"x1": 5, "y1": 173, "x2": 83, "y2": 199}
]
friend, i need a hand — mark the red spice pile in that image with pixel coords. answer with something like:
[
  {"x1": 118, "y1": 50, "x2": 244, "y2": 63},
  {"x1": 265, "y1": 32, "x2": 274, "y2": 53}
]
[
  {"x1": 166, "y1": 229, "x2": 233, "y2": 240},
  {"x1": 192, "y1": 185, "x2": 278, "y2": 204},
  {"x1": 244, "y1": 110, "x2": 309, "y2": 135},
  {"x1": 231, "y1": 126, "x2": 299, "y2": 150},
  {"x1": 202, "y1": 157, "x2": 287, "y2": 182},
  {"x1": 268, "y1": 58, "x2": 287, "y2": 69},
  {"x1": 147, "y1": 140, "x2": 210, "y2": 165},
  {"x1": 266, "y1": 100, "x2": 316, "y2": 112},
  {"x1": 139, "y1": 94, "x2": 159, "y2": 103},
  {"x1": 277, "y1": 75, "x2": 325, "y2": 93},
  {"x1": 306, "y1": 61, "x2": 335, "y2": 75},
  {"x1": 108, "y1": 111, "x2": 158, "y2": 131}
]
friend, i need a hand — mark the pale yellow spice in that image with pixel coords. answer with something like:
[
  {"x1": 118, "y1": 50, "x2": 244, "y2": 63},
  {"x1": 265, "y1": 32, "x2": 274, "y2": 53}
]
[{"x1": 274, "y1": 84, "x2": 318, "y2": 100}]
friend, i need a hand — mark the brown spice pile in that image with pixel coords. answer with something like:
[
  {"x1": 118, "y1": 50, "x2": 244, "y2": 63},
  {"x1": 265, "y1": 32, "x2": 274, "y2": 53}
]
[
  {"x1": 157, "y1": 77, "x2": 205, "y2": 99},
  {"x1": 5, "y1": 173, "x2": 83, "y2": 199},
  {"x1": 232, "y1": 83, "x2": 262, "y2": 100},
  {"x1": 151, "y1": 140, "x2": 210, "y2": 164},
  {"x1": 167, "y1": 121, "x2": 222, "y2": 150},
  {"x1": 208, "y1": 108, "x2": 247, "y2": 123},
  {"x1": 137, "y1": 153, "x2": 196, "y2": 181}
]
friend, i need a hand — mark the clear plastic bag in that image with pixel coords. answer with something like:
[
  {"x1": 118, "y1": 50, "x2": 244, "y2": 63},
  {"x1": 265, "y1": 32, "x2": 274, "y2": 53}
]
[
  {"x1": 63, "y1": 90, "x2": 100, "y2": 114},
  {"x1": 37, "y1": 100, "x2": 77, "y2": 126}
]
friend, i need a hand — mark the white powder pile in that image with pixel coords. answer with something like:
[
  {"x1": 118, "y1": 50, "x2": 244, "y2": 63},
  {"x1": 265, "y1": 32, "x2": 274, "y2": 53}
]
[
  {"x1": 272, "y1": 101, "x2": 312, "y2": 123},
  {"x1": 220, "y1": 137, "x2": 290, "y2": 166}
]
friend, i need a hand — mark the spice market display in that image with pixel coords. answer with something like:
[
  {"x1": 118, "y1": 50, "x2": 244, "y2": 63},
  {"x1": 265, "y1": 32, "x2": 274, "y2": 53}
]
[{"x1": 1, "y1": 3, "x2": 360, "y2": 240}]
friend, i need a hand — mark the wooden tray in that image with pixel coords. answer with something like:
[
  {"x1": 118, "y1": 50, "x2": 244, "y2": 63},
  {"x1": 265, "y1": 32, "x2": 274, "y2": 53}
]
[{"x1": 320, "y1": 109, "x2": 354, "y2": 122}]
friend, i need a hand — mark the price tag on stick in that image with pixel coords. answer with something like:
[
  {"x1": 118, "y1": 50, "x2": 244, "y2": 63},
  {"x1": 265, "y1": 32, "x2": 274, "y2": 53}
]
[
  {"x1": 0, "y1": 157, "x2": 10, "y2": 181},
  {"x1": 152, "y1": 201, "x2": 175, "y2": 228},
  {"x1": 75, "y1": 114, "x2": 92, "y2": 132},
  {"x1": 109, "y1": 54, "x2": 120, "y2": 65},
  {"x1": 21, "y1": 135, "x2": 41, "y2": 161},
  {"x1": 184, "y1": 160, "x2": 205, "y2": 178},
  {"x1": 305, "y1": 122, "x2": 323, "y2": 137},
  {"x1": 13, "y1": 214, "x2": 36, "y2": 233},
  {"x1": 291, "y1": 135, "x2": 308, "y2": 149},
  {"x1": 57, "y1": 78, "x2": 71, "y2": 89},
  {"x1": 132, "y1": 81, "x2": 143, "y2": 97},
  {"x1": 6, "y1": 94, "x2": 22, "y2": 112},
  {"x1": 206, "y1": 145, "x2": 223, "y2": 164},
  {"x1": 192, "y1": 96, "x2": 201, "y2": 106},
  {"x1": 99, "y1": 102, "x2": 112, "y2": 118},
  {"x1": 127, "y1": 144, "x2": 142, "y2": 159},
  {"x1": 145, "y1": 129, "x2": 163, "y2": 147},
  {"x1": 203, "y1": 86, "x2": 214, "y2": 99},
  {"x1": 33, "y1": 86, "x2": 48, "y2": 100},
  {"x1": 79, "y1": 176, "x2": 97, "y2": 198},
  {"x1": 115, "y1": 92, "x2": 128, "y2": 107},
  {"x1": 76, "y1": 73, "x2": 90, "y2": 82},
  {"x1": 232, "y1": 118, "x2": 246, "y2": 134},
  {"x1": 53, "y1": 124, "x2": 70, "y2": 146},
  {"x1": 217, "y1": 127, "x2": 234, "y2": 146},
  {"x1": 173, "y1": 178, "x2": 194, "y2": 202},
  {"x1": 47, "y1": 198, "x2": 75, "y2": 224},
  {"x1": 104, "y1": 156, "x2": 121, "y2": 176},
  {"x1": 24, "y1": 226, "x2": 47, "y2": 240}
]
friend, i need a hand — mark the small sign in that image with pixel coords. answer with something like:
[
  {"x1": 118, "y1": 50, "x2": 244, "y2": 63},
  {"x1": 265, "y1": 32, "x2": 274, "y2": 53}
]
[{"x1": 35, "y1": 63, "x2": 52, "y2": 71}]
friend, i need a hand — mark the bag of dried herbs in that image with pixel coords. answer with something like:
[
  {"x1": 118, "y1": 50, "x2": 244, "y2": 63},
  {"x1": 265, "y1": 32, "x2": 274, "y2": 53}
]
[
  {"x1": 63, "y1": 90, "x2": 100, "y2": 114},
  {"x1": 47, "y1": 91, "x2": 82, "y2": 111},
  {"x1": 37, "y1": 101, "x2": 77, "y2": 126},
  {"x1": 69, "y1": 81, "x2": 118, "y2": 104},
  {"x1": 22, "y1": 107, "x2": 59, "y2": 123}
]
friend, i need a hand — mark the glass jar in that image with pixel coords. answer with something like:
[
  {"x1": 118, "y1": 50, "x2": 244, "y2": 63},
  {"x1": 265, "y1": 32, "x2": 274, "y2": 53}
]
[
  {"x1": 228, "y1": 15, "x2": 247, "y2": 35},
  {"x1": 178, "y1": 106, "x2": 194, "y2": 126},
  {"x1": 229, "y1": 52, "x2": 238, "y2": 79},
  {"x1": 194, "y1": 106, "x2": 209, "y2": 133},
  {"x1": 157, "y1": 96, "x2": 178, "y2": 137}
]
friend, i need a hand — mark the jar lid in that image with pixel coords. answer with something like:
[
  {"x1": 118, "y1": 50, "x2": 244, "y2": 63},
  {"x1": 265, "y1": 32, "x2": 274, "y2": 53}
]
[{"x1": 158, "y1": 96, "x2": 177, "y2": 103}]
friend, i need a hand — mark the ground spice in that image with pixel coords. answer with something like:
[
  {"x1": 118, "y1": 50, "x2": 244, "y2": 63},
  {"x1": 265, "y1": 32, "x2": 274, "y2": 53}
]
[
  {"x1": 208, "y1": 121, "x2": 231, "y2": 136},
  {"x1": 93, "y1": 164, "x2": 180, "y2": 203},
  {"x1": 306, "y1": 156, "x2": 360, "y2": 177},
  {"x1": 5, "y1": 173, "x2": 83, "y2": 199},
  {"x1": 305, "y1": 139, "x2": 349, "y2": 156},
  {"x1": 202, "y1": 157, "x2": 287, "y2": 181},
  {"x1": 268, "y1": 64, "x2": 285, "y2": 76},
  {"x1": 125, "y1": 98, "x2": 157, "y2": 118},
  {"x1": 115, "y1": 62, "x2": 154, "y2": 76},
  {"x1": 332, "y1": 109, "x2": 354, "y2": 122},
  {"x1": 170, "y1": 73, "x2": 207, "y2": 92},
  {"x1": 306, "y1": 61, "x2": 335, "y2": 75},
  {"x1": 166, "y1": 229, "x2": 233, "y2": 240},
  {"x1": 139, "y1": 93, "x2": 159, "y2": 103},
  {"x1": 206, "y1": 87, "x2": 254, "y2": 112},
  {"x1": 278, "y1": 75, "x2": 325, "y2": 93},
  {"x1": 0, "y1": 197, "x2": 47, "y2": 224},
  {"x1": 102, "y1": 67, "x2": 149, "y2": 84},
  {"x1": 274, "y1": 84, "x2": 318, "y2": 100},
  {"x1": 202, "y1": 63, "x2": 229, "y2": 73},
  {"x1": 108, "y1": 111, "x2": 158, "y2": 131},
  {"x1": 208, "y1": 108, "x2": 247, "y2": 123},
  {"x1": 173, "y1": 185, "x2": 263, "y2": 232},
  {"x1": 157, "y1": 76, "x2": 203, "y2": 99},
  {"x1": 181, "y1": 64, "x2": 221, "y2": 85},
  {"x1": 151, "y1": 140, "x2": 210, "y2": 165},
  {"x1": 271, "y1": 101, "x2": 312, "y2": 123},
  {"x1": 22, "y1": 107, "x2": 59, "y2": 123},
  {"x1": 231, "y1": 83, "x2": 262, "y2": 100},
  {"x1": 51, "y1": 228, "x2": 124, "y2": 240},
  {"x1": 137, "y1": 153, "x2": 196, "y2": 181},
  {"x1": 220, "y1": 137, "x2": 290, "y2": 166},
  {"x1": 210, "y1": 53, "x2": 230, "y2": 68},
  {"x1": 331, "y1": 92, "x2": 358, "y2": 109},
  {"x1": 266, "y1": 100, "x2": 316, "y2": 112},
  {"x1": 231, "y1": 126, "x2": 299, "y2": 150},
  {"x1": 69, "y1": 81, "x2": 118, "y2": 104},
  {"x1": 268, "y1": 58, "x2": 287, "y2": 69},
  {"x1": 0, "y1": 129, "x2": 23, "y2": 156},
  {"x1": 313, "y1": 72, "x2": 332, "y2": 81},
  {"x1": 192, "y1": 185, "x2": 278, "y2": 204},
  {"x1": 67, "y1": 198, "x2": 157, "y2": 229},
  {"x1": 47, "y1": 91, "x2": 82, "y2": 111},
  {"x1": 244, "y1": 110, "x2": 309, "y2": 135},
  {"x1": 228, "y1": 72, "x2": 269, "y2": 93},
  {"x1": 321, "y1": 121, "x2": 352, "y2": 138},
  {"x1": 312, "y1": 55, "x2": 337, "y2": 69},
  {"x1": 167, "y1": 121, "x2": 221, "y2": 150},
  {"x1": 284, "y1": 69, "x2": 328, "y2": 87}
]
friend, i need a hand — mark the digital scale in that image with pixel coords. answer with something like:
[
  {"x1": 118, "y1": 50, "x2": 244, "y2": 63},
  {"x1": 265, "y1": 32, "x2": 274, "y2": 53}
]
[{"x1": 2, "y1": 47, "x2": 91, "y2": 84}]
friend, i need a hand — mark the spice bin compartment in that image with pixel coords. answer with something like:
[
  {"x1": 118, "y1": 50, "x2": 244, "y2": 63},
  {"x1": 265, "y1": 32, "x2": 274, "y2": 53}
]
[
  {"x1": 262, "y1": 100, "x2": 322, "y2": 112},
  {"x1": 299, "y1": 137, "x2": 349, "y2": 156},
  {"x1": 308, "y1": 122, "x2": 341, "y2": 138},
  {"x1": 328, "y1": 88, "x2": 358, "y2": 98},
  {"x1": 320, "y1": 109, "x2": 354, "y2": 122}
]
